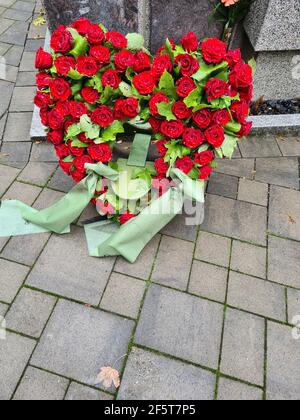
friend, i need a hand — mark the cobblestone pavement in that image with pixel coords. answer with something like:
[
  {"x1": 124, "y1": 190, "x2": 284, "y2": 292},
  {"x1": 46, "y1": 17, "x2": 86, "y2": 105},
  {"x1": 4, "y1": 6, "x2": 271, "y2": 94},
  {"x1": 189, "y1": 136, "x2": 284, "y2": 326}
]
[{"x1": 1, "y1": 0, "x2": 300, "y2": 401}]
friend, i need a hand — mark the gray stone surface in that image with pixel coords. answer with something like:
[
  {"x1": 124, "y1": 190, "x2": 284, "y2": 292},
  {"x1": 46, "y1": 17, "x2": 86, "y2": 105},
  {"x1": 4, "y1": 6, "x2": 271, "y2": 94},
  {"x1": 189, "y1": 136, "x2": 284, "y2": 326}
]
[
  {"x1": 13, "y1": 367, "x2": 69, "y2": 401},
  {"x1": 6, "y1": 288, "x2": 56, "y2": 338},
  {"x1": 12, "y1": 1, "x2": 35, "y2": 13},
  {"x1": 135, "y1": 285, "x2": 224, "y2": 369},
  {"x1": 18, "y1": 162, "x2": 57, "y2": 187},
  {"x1": 0, "y1": 331, "x2": 35, "y2": 400},
  {"x1": 160, "y1": 210, "x2": 198, "y2": 242},
  {"x1": 231, "y1": 241, "x2": 267, "y2": 279},
  {"x1": 221, "y1": 308, "x2": 265, "y2": 386},
  {"x1": 238, "y1": 179, "x2": 268, "y2": 207},
  {"x1": 19, "y1": 51, "x2": 36, "y2": 72},
  {"x1": 3, "y1": 112, "x2": 33, "y2": 142},
  {"x1": 0, "y1": 258, "x2": 29, "y2": 303},
  {"x1": 100, "y1": 273, "x2": 146, "y2": 319},
  {"x1": 118, "y1": 347, "x2": 216, "y2": 400},
  {"x1": 0, "y1": 302, "x2": 8, "y2": 317},
  {"x1": 0, "y1": 17, "x2": 14, "y2": 35},
  {"x1": 189, "y1": 260, "x2": 228, "y2": 303},
  {"x1": 3, "y1": 45, "x2": 24, "y2": 67},
  {"x1": 267, "y1": 322, "x2": 300, "y2": 400},
  {"x1": 0, "y1": 163, "x2": 20, "y2": 196},
  {"x1": 0, "y1": 62, "x2": 18, "y2": 82},
  {"x1": 214, "y1": 158, "x2": 255, "y2": 179},
  {"x1": 31, "y1": 300, "x2": 134, "y2": 390},
  {"x1": 255, "y1": 158, "x2": 299, "y2": 190},
  {"x1": 195, "y1": 231, "x2": 231, "y2": 268},
  {"x1": 65, "y1": 383, "x2": 113, "y2": 401},
  {"x1": 26, "y1": 227, "x2": 115, "y2": 304},
  {"x1": 0, "y1": 142, "x2": 31, "y2": 165},
  {"x1": 3, "y1": 7, "x2": 32, "y2": 21},
  {"x1": 47, "y1": 166, "x2": 75, "y2": 191},
  {"x1": 2, "y1": 181, "x2": 41, "y2": 205},
  {"x1": 268, "y1": 236, "x2": 300, "y2": 288},
  {"x1": 10, "y1": 86, "x2": 36, "y2": 112},
  {"x1": 227, "y1": 271, "x2": 286, "y2": 321},
  {"x1": 16, "y1": 71, "x2": 36, "y2": 87},
  {"x1": 250, "y1": 114, "x2": 300, "y2": 134},
  {"x1": 0, "y1": 81, "x2": 14, "y2": 118},
  {"x1": 0, "y1": 21, "x2": 29, "y2": 46},
  {"x1": 202, "y1": 195, "x2": 267, "y2": 246},
  {"x1": 218, "y1": 378, "x2": 263, "y2": 401},
  {"x1": 33, "y1": 188, "x2": 64, "y2": 209},
  {"x1": 276, "y1": 135, "x2": 300, "y2": 156},
  {"x1": 151, "y1": 236, "x2": 194, "y2": 290},
  {"x1": 239, "y1": 134, "x2": 281, "y2": 158},
  {"x1": 30, "y1": 141, "x2": 57, "y2": 162},
  {"x1": 1, "y1": 233, "x2": 50, "y2": 266},
  {"x1": 207, "y1": 173, "x2": 238, "y2": 199},
  {"x1": 287, "y1": 288, "x2": 300, "y2": 325}
]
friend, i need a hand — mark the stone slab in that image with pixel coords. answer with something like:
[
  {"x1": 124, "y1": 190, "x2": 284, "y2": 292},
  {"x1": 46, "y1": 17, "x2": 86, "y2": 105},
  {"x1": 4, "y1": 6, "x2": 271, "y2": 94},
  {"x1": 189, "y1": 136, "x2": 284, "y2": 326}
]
[
  {"x1": 0, "y1": 21, "x2": 29, "y2": 46},
  {"x1": 239, "y1": 134, "x2": 281, "y2": 158},
  {"x1": 207, "y1": 173, "x2": 238, "y2": 199},
  {"x1": 0, "y1": 258, "x2": 29, "y2": 303},
  {"x1": 218, "y1": 378, "x2": 263, "y2": 401},
  {"x1": 231, "y1": 241, "x2": 267, "y2": 279},
  {"x1": 2, "y1": 181, "x2": 41, "y2": 205},
  {"x1": 10, "y1": 86, "x2": 36, "y2": 112},
  {"x1": 3, "y1": 112, "x2": 33, "y2": 142},
  {"x1": 276, "y1": 135, "x2": 300, "y2": 156},
  {"x1": 65, "y1": 383, "x2": 113, "y2": 401},
  {"x1": 250, "y1": 115, "x2": 300, "y2": 134},
  {"x1": 238, "y1": 179, "x2": 268, "y2": 207},
  {"x1": 30, "y1": 141, "x2": 57, "y2": 162},
  {"x1": 160, "y1": 209, "x2": 199, "y2": 242},
  {"x1": 0, "y1": 163, "x2": 20, "y2": 196},
  {"x1": 0, "y1": 81, "x2": 14, "y2": 118},
  {"x1": 214, "y1": 158, "x2": 255, "y2": 179},
  {"x1": 195, "y1": 231, "x2": 231, "y2": 268},
  {"x1": 287, "y1": 288, "x2": 300, "y2": 325},
  {"x1": 18, "y1": 162, "x2": 57, "y2": 187},
  {"x1": 0, "y1": 142, "x2": 31, "y2": 165},
  {"x1": 0, "y1": 302, "x2": 8, "y2": 317},
  {"x1": 255, "y1": 158, "x2": 299, "y2": 190}
]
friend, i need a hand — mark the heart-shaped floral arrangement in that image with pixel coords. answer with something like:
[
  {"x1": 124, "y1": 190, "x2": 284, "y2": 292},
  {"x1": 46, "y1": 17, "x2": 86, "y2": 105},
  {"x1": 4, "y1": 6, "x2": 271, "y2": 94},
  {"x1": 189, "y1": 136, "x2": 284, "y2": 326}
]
[{"x1": 34, "y1": 18, "x2": 253, "y2": 225}]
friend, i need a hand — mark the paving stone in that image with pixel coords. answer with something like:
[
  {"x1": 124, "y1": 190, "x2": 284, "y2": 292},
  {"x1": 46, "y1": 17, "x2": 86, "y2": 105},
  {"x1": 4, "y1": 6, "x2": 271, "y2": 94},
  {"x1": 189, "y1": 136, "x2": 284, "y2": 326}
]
[
  {"x1": 214, "y1": 158, "x2": 255, "y2": 179},
  {"x1": 12, "y1": 0, "x2": 35, "y2": 12},
  {"x1": 18, "y1": 161, "x2": 56, "y2": 186},
  {"x1": 268, "y1": 236, "x2": 300, "y2": 288},
  {"x1": 47, "y1": 166, "x2": 75, "y2": 192},
  {"x1": 30, "y1": 141, "x2": 57, "y2": 162},
  {"x1": 267, "y1": 322, "x2": 300, "y2": 400},
  {"x1": 207, "y1": 173, "x2": 238, "y2": 199},
  {"x1": 100, "y1": 273, "x2": 146, "y2": 319},
  {"x1": 195, "y1": 231, "x2": 231, "y2": 267},
  {"x1": 27, "y1": 19, "x2": 47, "y2": 39},
  {"x1": 0, "y1": 21, "x2": 29, "y2": 46},
  {"x1": 0, "y1": 17, "x2": 14, "y2": 35},
  {"x1": 19, "y1": 51, "x2": 36, "y2": 72},
  {"x1": 2, "y1": 181, "x2": 41, "y2": 205},
  {"x1": 135, "y1": 285, "x2": 224, "y2": 369},
  {"x1": 33, "y1": 188, "x2": 64, "y2": 210},
  {"x1": 6, "y1": 288, "x2": 56, "y2": 338},
  {"x1": 16, "y1": 70, "x2": 36, "y2": 86},
  {"x1": 1, "y1": 232, "x2": 50, "y2": 266},
  {"x1": 0, "y1": 0, "x2": 19, "y2": 6},
  {"x1": 13, "y1": 367, "x2": 69, "y2": 401},
  {"x1": 221, "y1": 308, "x2": 265, "y2": 386},
  {"x1": 218, "y1": 378, "x2": 263, "y2": 400},
  {"x1": 4, "y1": 45, "x2": 24, "y2": 66},
  {"x1": 115, "y1": 235, "x2": 160, "y2": 280},
  {"x1": 287, "y1": 288, "x2": 300, "y2": 325},
  {"x1": 0, "y1": 258, "x2": 29, "y2": 303},
  {"x1": 151, "y1": 236, "x2": 194, "y2": 290},
  {"x1": 0, "y1": 62, "x2": 18, "y2": 82},
  {"x1": 3, "y1": 112, "x2": 33, "y2": 142},
  {"x1": 189, "y1": 260, "x2": 228, "y2": 303},
  {"x1": 238, "y1": 179, "x2": 268, "y2": 206},
  {"x1": 0, "y1": 141, "x2": 31, "y2": 164},
  {"x1": 227, "y1": 271, "x2": 286, "y2": 321},
  {"x1": 0, "y1": 302, "x2": 8, "y2": 317},
  {"x1": 202, "y1": 194, "x2": 267, "y2": 246},
  {"x1": 0, "y1": 112, "x2": 6, "y2": 140},
  {"x1": 10, "y1": 86, "x2": 35, "y2": 112},
  {"x1": 25, "y1": 38, "x2": 44, "y2": 52},
  {"x1": 76, "y1": 202, "x2": 98, "y2": 226},
  {"x1": 276, "y1": 135, "x2": 300, "y2": 156},
  {"x1": 0, "y1": 42, "x2": 11, "y2": 55},
  {"x1": 239, "y1": 134, "x2": 281, "y2": 158},
  {"x1": 0, "y1": 163, "x2": 20, "y2": 196},
  {"x1": 0, "y1": 331, "x2": 35, "y2": 400},
  {"x1": 118, "y1": 347, "x2": 216, "y2": 400},
  {"x1": 255, "y1": 158, "x2": 299, "y2": 189},
  {"x1": 0, "y1": 80, "x2": 14, "y2": 116},
  {"x1": 231, "y1": 241, "x2": 267, "y2": 279},
  {"x1": 269, "y1": 186, "x2": 300, "y2": 242},
  {"x1": 160, "y1": 209, "x2": 198, "y2": 242},
  {"x1": 0, "y1": 236, "x2": 9, "y2": 252},
  {"x1": 26, "y1": 226, "x2": 115, "y2": 304},
  {"x1": 3, "y1": 8, "x2": 32, "y2": 21},
  {"x1": 65, "y1": 383, "x2": 113, "y2": 401},
  {"x1": 31, "y1": 300, "x2": 135, "y2": 390}
]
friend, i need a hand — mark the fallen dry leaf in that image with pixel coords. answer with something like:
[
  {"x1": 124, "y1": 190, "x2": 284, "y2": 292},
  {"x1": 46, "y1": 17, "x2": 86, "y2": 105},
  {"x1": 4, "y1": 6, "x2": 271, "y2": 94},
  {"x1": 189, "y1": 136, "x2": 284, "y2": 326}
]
[
  {"x1": 33, "y1": 16, "x2": 46, "y2": 27},
  {"x1": 95, "y1": 367, "x2": 120, "y2": 389},
  {"x1": 288, "y1": 215, "x2": 296, "y2": 224}
]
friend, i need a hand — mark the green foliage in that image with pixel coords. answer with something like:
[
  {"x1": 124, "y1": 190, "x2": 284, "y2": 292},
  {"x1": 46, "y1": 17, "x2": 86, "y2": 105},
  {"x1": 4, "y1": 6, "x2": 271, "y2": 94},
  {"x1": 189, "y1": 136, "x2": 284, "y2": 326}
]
[
  {"x1": 71, "y1": 139, "x2": 88, "y2": 148},
  {"x1": 159, "y1": 71, "x2": 177, "y2": 99},
  {"x1": 119, "y1": 81, "x2": 133, "y2": 98},
  {"x1": 157, "y1": 102, "x2": 176, "y2": 121},
  {"x1": 164, "y1": 140, "x2": 191, "y2": 169},
  {"x1": 79, "y1": 115, "x2": 100, "y2": 139},
  {"x1": 68, "y1": 69, "x2": 84, "y2": 80},
  {"x1": 101, "y1": 120, "x2": 125, "y2": 142},
  {"x1": 209, "y1": 0, "x2": 257, "y2": 28},
  {"x1": 68, "y1": 28, "x2": 89, "y2": 57},
  {"x1": 221, "y1": 134, "x2": 238, "y2": 158},
  {"x1": 192, "y1": 60, "x2": 228, "y2": 82},
  {"x1": 126, "y1": 33, "x2": 145, "y2": 50},
  {"x1": 184, "y1": 87, "x2": 203, "y2": 109}
]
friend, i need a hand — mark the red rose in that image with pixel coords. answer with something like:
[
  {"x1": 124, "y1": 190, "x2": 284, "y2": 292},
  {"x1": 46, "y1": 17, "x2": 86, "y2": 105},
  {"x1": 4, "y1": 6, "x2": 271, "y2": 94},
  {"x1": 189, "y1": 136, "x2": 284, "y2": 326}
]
[
  {"x1": 194, "y1": 150, "x2": 214, "y2": 166},
  {"x1": 64, "y1": 118, "x2": 78, "y2": 133},
  {"x1": 71, "y1": 168, "x2": 86, "y2": 183},
  {"x1": 81, "y1": 87, "x2": 100, "y2": 104},
  {"x1": 176, "y1": 77, "x2": 196, "y2": 98},
  {"x1": 229, "y1": 62, "x2": 253, "y2": 88},
  {"x1": 160, "y1": 120, "x2": 185, "y2": 139},
  {"x1": 69, "y1": 101, "x2": 88, "y2": 119},
  {"x1": 40, "y1": 108, "x2": 49, "y2": 125},
  {"x1": 180, "y1": 32, "x2": 199, "y2": 52},
  {"x1": 72, "y1": 17, "x2": 91, "y2": 35},
  {"x1": 119, "y1": 211, "x2": 136, "y2": 225},
  {"x1": 54, "y1": 56, "x2": 76, "y2": 76},
  {"x1": 175, "y1": 156, "x2": 194, "y2": 174},
  {"x1": 205, "y1": 78, "x2": 228, "y2": 102},
  {"x1": 78, "y1": 133, "x2": 94, "y2": 143},
  {"x1": 182, "y1": 128, "x2": 205, "y2": 149},
  {"x1": 205, "y1": 125, "x2": 225, "y2": 148},
  {"x1": 239, "y1": 85, "x2": 253, "y2": 103},
  {"x1": 35, "y1": 48, "x2": 53, "y2": 70},
  {"x1": 36, "y1": 72, "x2": 51, "y2": 90},
  {"x1": 149, "y1": 93, "x2": 169, "y2": 116},
  {"x1": 55, "y1": 101, "x2": 70, "y2": 117},
  {"x1": 156, "y1": 140, "x2": 168, "y2": 157},
  {"x1": 114, "y1": 50, "x2": 135, "y2": 71},
  {"x1": 86, "y1": 24, "x2": 105, "y2": 45},
  {"x1": 55, "y1": 143, "x2": 70, "y2": 158},
  {"x1": 114, "y1": 99, "x2": 126, "y2": 120},
  {"x1": 122, "y1": 98, "x2": 139, "y2": 118},
  {"x1": 230, "y1": 100, "x2": 249, "y2": 123},
  {"x1": 50, "y1": 78, "x2": 72, "y2": 101},
  {"x1": 237, "y1": 121, "x2": 252, "y2": 138},
  {"x1": 148, "y1": 117, "x2": 162, "y2": 133},
  {"x1": 68, "y1": 141, "x2": 85, "y2": 157},
  {"x1": 34, "y1": 91, "x2": 53, "y2": 109},
  {"x1": 175, "y1": 54, "x2": 200, "y2": 77},
  {"x1": 172, "y1": 101, "x2": 192, "y2": 120},
  {"x1": 133, "y1": 71, "x2": 156, "y2": 95},
  {"x1": 47, "y1": 129, "x2": 64, "y2": 145},
  {"x1": 193, "y1": 109, "x2": 212, "y2": 129},
  {"x1": 133, "y1": 51, "x2": 151, "y2": 73},
  {"x1": 50, "y1": 25, "x2": 73, "y2": 53},
  {"x1": 73, "y1": 154, "x2": 93, "y2": 172},
  {"x1": 106, "y1": 31, "x2": 128, "y2": 49},
  {"x1": 155, "y1": 158, "x2": 169, "y2": 177},
  {"x1": 226, "y1": 49, "x2": 242, "y2": 68},
  {"x1": 76, "y1": 56, "x2": 99, "y2": 77},
  {"x1": 201, "y1": 38, "x2": 227, "y2": 64},
  {"x1": 89, "y1": 45, "x2": 111, "y2": 66},
  {"x1": 102, "y1": 69, "x2": 121, "y2": 89},
  {"x1": 199, "y1": 165, "x2": 213, "y2": 180},
  {"x1": 91, "y1": 106, "x2": 114, "y2": 128},
  {"x1": 59, "y1": 159, "x2": 73, "y2": 174},
  {"x1": 212, "y1": 109, "x2": 231, "y2": 126},
  {"x1": 88, "y1": 143, "x2": 113, "y2": 162},
  {"x1": 48, "y1": 108, "x2": 64, "y2": 130},
  {"x1": 152, "y1": 54, "x2": 173, "y2": 79}
]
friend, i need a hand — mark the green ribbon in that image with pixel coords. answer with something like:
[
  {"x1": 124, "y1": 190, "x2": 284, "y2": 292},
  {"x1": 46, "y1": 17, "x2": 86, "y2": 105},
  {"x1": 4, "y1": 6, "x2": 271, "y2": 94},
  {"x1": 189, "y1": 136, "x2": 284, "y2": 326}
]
[{"x1": 127, "y1": 133, "x2": 152, "y2": 167}]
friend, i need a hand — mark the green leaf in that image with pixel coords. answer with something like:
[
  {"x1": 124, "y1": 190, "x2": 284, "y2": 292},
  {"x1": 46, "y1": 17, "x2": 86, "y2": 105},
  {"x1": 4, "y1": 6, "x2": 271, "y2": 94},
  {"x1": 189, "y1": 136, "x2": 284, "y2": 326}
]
[
  {"x1": 214, "y1": 70, "x2": 228, "y2": 81},
  {"x1": 198, "y1": 144, "x2": 209, "y2": 153},
  {"x1": 66, "y1": 123, "x2": 81, "y2": 139},
  {"x1": 159, "y1": 71, "x2": 177, "y2": 98},
  {"x1": 248, "y1": 57, "x2": 257, "y2": 75},
  {"x1": 221, "y1": 134, "x2": 238, "y2": 158},
  {"x1": 68, "y1": 28, "x2": 89, "y2": 57},
  {"x1": 101, "y1": 120, "x2": 125, "y2": 142},
  {"x1": 126, "y1": 33, "x2": 145, "y2": 50},
  {"x1": 225, "y1": 121, "x2": 242, "y2": 134},
  {"x1": 184, "y1": 87, "x2": 202, "y2": 109},
  {"x1": 63, "y1": 155, "x2": 74, "y2": 163},
  {"x1": 164, "y1": 141, "x2": 191, "y2": 168},
  {"x1": 157, "y1": 102, "x2": 176, "y2": 121},
  {"x1": 68, "y1": 69, "x2": 84, "y2": 80},
  {"x1": 79, "y1": 115, "x2": 100, "y2": 140},
  {"x1": 192, "y1": 61, "x2": 228, "y2": 82},
  {"x1": 164, "y1": 38, "x2": 175, "y2": 61},
  {"x1": 100, "y1": 86, "x2": 117, "y2": 104},
  {"x1": 119, "y1": 81, "x2": 133, "y2": 98},
  {"x1": 126, "y1": 67, "x2": 135, "y2": 82},
  {"x1": 174, "y1": 45, "x2": 186, "y2": 57},
  {"x1": 71, "y1": 81, "x2": 83, "y2": 96},
  {"x1": 188, "y1": 166, "x2": 200, "y2": 180},
  {"x1": 92, "y1": 74, "x2": 103, "y2": 93},
  {"x1": 71, "y1": 139, "x2": 88, "y2": 148}
]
